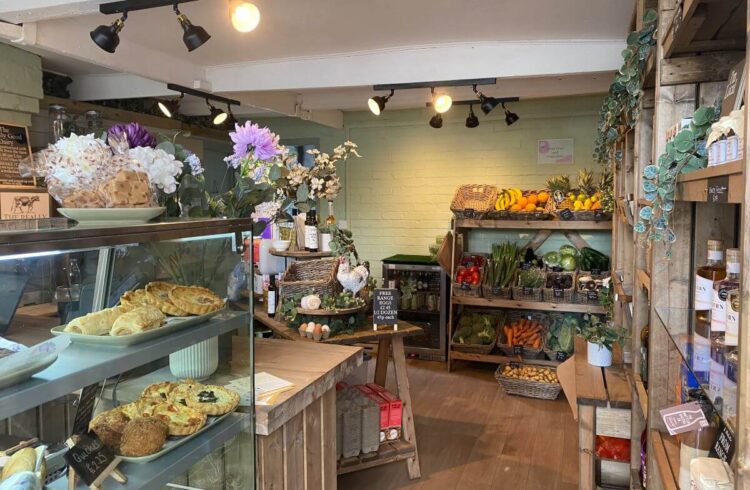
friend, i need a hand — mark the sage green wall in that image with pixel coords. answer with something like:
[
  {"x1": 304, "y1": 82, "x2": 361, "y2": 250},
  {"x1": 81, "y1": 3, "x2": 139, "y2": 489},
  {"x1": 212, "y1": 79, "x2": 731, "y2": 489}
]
[
  {"x1": 0, "y1": 44, "x2": 43, "y2": 127},
  {"x1": 256, "y1": 94, "x2": 611, "y2": 281}
]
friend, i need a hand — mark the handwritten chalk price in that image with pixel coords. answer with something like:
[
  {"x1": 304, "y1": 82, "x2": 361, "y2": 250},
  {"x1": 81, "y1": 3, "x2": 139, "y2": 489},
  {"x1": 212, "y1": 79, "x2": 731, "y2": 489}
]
[{"x1": 373, "y1": 288, "x2": 399, "y2": 331}]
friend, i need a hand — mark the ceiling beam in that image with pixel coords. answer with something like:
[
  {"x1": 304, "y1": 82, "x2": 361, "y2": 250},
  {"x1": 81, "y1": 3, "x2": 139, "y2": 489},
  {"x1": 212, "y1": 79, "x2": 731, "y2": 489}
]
[
  {"x1": 0, "y1": 1, "x2": 101, "y2": 23},
  {"x1": 207, "y1": 40, "x2": 626, "y2": 92}
]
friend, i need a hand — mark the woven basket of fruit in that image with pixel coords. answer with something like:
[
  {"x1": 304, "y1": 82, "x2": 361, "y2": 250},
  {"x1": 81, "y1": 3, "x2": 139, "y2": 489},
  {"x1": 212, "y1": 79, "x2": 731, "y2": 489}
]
[
  {"x1": 511, "y1": 267, "x2": 545, "y2": 302},
  {"x1": 491, "y1": 188, "x2": 552, "y2": 220},
  {"x1": 450, "y1": 184, "x2": 498, "y2": 220},
  {"x1": 497, "y1": 310, "x2": 550, "y2": 359},
  {"x1": 494, "y1": 364, "x2": 561, "y2": 400},
  {"x1": 543, "y1": 271, "x2": 577, "y2": 304},
  {"x1": 451, "y1": 310, "x2": 504, "y2": 354},
  {"x1": 546, "y1": 170, "x2": 612, "y2": 221},
  {"x1": 574, "y1": 271, "x2": 611, "y2": 305}
]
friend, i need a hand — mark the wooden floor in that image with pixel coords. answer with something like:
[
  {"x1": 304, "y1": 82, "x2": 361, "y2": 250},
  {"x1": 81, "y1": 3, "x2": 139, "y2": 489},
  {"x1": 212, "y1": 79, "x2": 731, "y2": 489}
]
[{"x1": 338, "y1": 358, "x2": 579, "y2": 490}]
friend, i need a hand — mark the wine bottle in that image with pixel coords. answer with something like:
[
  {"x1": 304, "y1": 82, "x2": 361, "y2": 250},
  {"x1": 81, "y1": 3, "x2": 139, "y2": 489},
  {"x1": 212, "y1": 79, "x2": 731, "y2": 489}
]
[
  {"x1": 267, "y1": 275, "x2": 277, "y2": 318},
  {"x1": 305, "y1": 210, "x2": 319, "y2": 252}
]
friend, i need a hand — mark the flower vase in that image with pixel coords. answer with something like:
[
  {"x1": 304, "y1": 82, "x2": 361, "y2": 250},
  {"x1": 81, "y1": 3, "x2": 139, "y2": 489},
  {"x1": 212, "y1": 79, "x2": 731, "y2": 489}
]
[
  {"x1": 321, "y1": 233, "x2": 332, "y2": 252},
  {"x1": 169, "y1": 337, "x2": 219, "y2": 380},
  {"x1": 587, "y1": 341, "x2": 612, "y2": 367}
]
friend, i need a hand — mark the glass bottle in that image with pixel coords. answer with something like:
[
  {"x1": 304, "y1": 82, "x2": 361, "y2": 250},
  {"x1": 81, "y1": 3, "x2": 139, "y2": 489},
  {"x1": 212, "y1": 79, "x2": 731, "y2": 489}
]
[
  {"x1": 49, "y1": 104, "x2": 71, "y2": 144},
  {"x1": 304, "y1": 210, "x2": 318, "y2": 252},
  {"x1": 640, "y1": 324, "x2": 649, "y2": 389},
  {"x1": 267, "y1": 275, "x2": 277, "y2": 318},
  {"x1": 325, "y1": 200, "x2": 336, "y2": 225},
  {"x1": 709, "y1": 337, "x2": 725, "y2": 415},
  {"x1": 724, "y1": 348, "x2": 738, "y2": 428},
  {"x1": 84, "y1": 110, "x2": 103, "y2": 137},
  {"x1": 711, "y1": 248, "x2": 739, "y2": 338},
  {"x1": 693, "y1": 240, "x2": 725, "y2": 385}
]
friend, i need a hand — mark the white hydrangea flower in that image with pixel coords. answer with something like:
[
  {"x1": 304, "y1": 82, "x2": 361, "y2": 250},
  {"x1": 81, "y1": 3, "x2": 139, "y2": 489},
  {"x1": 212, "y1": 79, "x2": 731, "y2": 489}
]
[{"x1": 128, "y1": 146, "x2": 183, "y2": 194}]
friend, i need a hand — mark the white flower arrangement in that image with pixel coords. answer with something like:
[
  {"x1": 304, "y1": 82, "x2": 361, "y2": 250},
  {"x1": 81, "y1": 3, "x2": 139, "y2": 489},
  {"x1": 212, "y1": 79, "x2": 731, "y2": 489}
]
[{"x1": 128, "y1": 146, "x2": 183, "y2": 194}]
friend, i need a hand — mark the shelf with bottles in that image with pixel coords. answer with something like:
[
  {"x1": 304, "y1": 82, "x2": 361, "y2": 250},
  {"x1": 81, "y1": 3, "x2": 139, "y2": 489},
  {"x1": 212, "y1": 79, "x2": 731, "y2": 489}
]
[{"x1": 675, "y1": 159, "x2": 744, "y2": 203}]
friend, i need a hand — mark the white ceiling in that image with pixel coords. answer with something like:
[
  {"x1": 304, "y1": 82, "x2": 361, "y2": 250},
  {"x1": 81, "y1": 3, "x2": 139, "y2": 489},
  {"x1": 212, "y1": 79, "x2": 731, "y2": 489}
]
[{"x1": 0, "y1": 0, "x2": 635, "y2": 126}]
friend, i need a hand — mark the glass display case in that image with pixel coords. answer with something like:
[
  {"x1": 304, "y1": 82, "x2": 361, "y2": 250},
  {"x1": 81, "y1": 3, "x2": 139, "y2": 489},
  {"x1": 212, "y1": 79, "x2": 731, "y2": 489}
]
[
  {"x1": 382, "y1": 255, "x2": 447, "y2": 361},
  {"x1": 0, "y1": 218, "x2": 254, "y2": 490}
]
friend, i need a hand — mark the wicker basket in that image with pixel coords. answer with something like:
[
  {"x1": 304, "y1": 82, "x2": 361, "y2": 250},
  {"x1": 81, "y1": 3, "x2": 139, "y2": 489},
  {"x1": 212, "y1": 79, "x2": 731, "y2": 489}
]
[
  {"x1": 279, "y1": 258, "x2": 339, "y2": 302},
  {"x1": 543, "y1": 347, "x2": 572, "y2": 363},
  {"x1": 450, "y1": 185, "x2": 498, "y2": 220},
  {"x1": 511, "y1": 268, "x2": 545, "y2": 302},
  {"x1": 497, "y1": 310, "x2": 550, "y2": 359},
  {"x1": 504, "y1": 190, "x2": 554, "y2": 221},
  {"x1": 555, "y1": 209, "x2": 612, "y2": 222},
  {"x1": 494, "y1": 364, "x2": 562, "y2": 400},
  {"x1": 573, "y1": 270, "x2": 611, "y2": 305},
  {"x1": 483, "y1": 284, "x2": 513, "y2": 300},
  {"x1": 453, "y1": 265, "x2": 484, "y2": 297},
  {"x1": 542, "y1": 271, "x2": 577, "y2": 304},
  {"x1": 451, "y1": 310, "x2": 504, "y2": 355}
]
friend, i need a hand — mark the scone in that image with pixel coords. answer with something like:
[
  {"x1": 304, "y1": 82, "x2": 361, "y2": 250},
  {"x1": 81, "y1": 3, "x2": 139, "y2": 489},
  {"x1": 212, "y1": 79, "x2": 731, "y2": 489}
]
[
  {"x1": 145, "y1": 282, "x2": 188, "y2": 316},
  {"x1": 118, "y1": 417, "x2": 168, "y2": 457},
  {"x1": 169, "y1": 380, "x2": 203, "y2": 406},
  {"x1": 89, "y1": 408, "x2": 130, "y2": 449},
  {"x1": 168, "y1": 286, "x2": 224, "y2": 315},
  {"x1": 185, "y1": 385, "x2": 240, "y2": 416},
  {"x1": 142, "y1": 381, "x2": 176, "y2": 402},
  {"x1": 152, "y1": 402, "x2": 206, "y2": 436},
  {"x1": 64, "y1": 307, "x2": 125, "y2": 335},
  {"x1": 120, "y1": 289, "x2": 151, "y2": 311},
  {"x1": 109, "y1": 305, "x2": 165, "y2": 336}
]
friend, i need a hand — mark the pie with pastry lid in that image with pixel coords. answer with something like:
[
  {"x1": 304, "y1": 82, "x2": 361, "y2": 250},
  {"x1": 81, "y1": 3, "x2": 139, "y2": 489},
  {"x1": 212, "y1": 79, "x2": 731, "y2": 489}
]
[
  {"x1": 184, "y1": 385, "x2": 240, "y2": 416},
  {"x1": 144, "y1": 282, "x2": 189, "y2": 316},
  {"x1": 152, "y1": 402, "x2": 206, "y2": 436},
  {"x1": 120, "y1": 289, "x2": 151, "y2": 311},
  {"x1": 168, "y1": 286, "x2": 224, "y2": 315}
]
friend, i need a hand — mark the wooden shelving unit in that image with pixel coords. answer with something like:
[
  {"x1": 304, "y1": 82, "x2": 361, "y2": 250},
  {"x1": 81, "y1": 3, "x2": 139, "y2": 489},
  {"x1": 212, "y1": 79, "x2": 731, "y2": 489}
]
[
  {"x1": 337, "y1": 440, "x2": 416, "y2": 475},
  {"x1": 450, "y1": 350, "x2": 562, "y2": 367},
  {"x1": 675, "y1": 159, "x2": 744, "y2": 203},
  {"x1": 452, "y1": 296, "x2": 606, "y2": 314},
  {"x1": 661, "y1": 0, "x2": 745, "y2": 58},
  {"x1": 454, "y1": 218, "x2": 612, "y2": 230}
]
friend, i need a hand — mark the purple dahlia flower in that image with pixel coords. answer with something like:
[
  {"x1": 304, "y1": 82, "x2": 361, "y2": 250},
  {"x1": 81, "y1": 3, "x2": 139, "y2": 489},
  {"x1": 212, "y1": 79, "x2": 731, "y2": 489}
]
[
  {"x1": 229, "y1": 121, "x2": 281, "y2": 162},
  {"x1": 108, "y1": 122, "x2": 157, "y2": 149}
]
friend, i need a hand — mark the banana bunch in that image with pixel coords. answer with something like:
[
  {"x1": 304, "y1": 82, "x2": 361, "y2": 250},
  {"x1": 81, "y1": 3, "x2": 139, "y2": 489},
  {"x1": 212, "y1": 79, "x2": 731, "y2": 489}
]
[{"x1": 495, "y1": 188, "x2": 522, "y2": 211}]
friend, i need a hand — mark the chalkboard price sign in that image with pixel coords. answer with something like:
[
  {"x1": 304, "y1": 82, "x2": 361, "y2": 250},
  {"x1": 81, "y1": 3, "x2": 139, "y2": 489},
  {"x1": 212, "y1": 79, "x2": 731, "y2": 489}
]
[
  {"x1": 710, "y1": 420, "x2": 736, "y2": 462},
  {"x1": 64, "y1": 434, "x2": 118, "y2": 486},
  {"x1": 707, "y1": 175, "x2": 729, "y2": 204},
  {"x1": 555, "y1": 351, "x2": 569, "y2": 362},
  {"x1": 0, "y1": 123, "x2": 34, "y2": 187},
  {"x1": 559, "y1": 209, "x2": 573, "y2": 220},
  {"x1": 373, "y1": 288, "x2": 398, "y2": 331}
]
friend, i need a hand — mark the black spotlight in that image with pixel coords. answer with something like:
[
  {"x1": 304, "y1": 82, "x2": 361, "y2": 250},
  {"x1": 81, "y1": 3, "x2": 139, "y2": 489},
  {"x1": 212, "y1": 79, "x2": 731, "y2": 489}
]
[
  {"x1": 429, "y1": 113, "x2": 443, "y2": 129},
  {"x1": 90, "y1": 12, "x2": 127, "y2": 53},
  {"x1": 503, "y1": 103, "x2": 520, "y2": 126},
  {"x1": 206, "y1": 100, "x2": 228, "y2": 125},
  {"x1": 157, "y1": 93, "x2": 183, "y2": 118},
  {"x1": 465, "y1": 105, "x2": 479, "y2": 128},
  {"x1": 473, "y1": 84, "x2": 500, "y2": 115},
  {"x1": 368, "y1": 89, "x2": 394, "y2": 115},
  {"x1": 226, "y1": 105, "x2": 239, "y2": 127},
  {"x1": 175, "y1": 4, "x2": 211, "y2": 52}
]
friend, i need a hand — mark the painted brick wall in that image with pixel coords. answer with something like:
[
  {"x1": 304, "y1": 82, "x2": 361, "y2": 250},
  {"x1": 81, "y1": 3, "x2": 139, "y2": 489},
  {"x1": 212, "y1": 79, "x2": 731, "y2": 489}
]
[
  {"x1": 0, "y1": 44, "x2": 43, "y2": 126},
  {"x1": 257, "y1": 94, "x2": 612, "y2": 281}
]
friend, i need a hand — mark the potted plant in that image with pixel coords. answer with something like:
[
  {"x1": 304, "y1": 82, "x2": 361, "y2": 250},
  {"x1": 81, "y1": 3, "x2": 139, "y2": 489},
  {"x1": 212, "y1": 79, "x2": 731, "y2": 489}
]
[{"x1": 578, "y1": 314, "x2": 625, "y2": 367}]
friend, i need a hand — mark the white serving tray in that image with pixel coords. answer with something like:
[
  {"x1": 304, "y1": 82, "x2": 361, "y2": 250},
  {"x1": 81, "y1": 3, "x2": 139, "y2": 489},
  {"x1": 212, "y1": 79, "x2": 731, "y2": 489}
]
[
  {"x1": 57, "y1": 207, "x2": 166, "y2": 225},
  {"x1": 119, "y1": 411, "x2": 233, "y2": 464},
  {"x1": 0, "y1": 353, "x2": 58, "y2": 390},
  {"x1": 50, "y1": 308, "x2": 225, "y2": 347}
]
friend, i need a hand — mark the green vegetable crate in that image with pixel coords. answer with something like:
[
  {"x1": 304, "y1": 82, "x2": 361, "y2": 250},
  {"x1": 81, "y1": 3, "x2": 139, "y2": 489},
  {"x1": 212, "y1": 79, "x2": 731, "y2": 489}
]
[
  {"x1": 451, "y1": 310, "x2": 504, "y2": 355},
  {"x1": 543, "y1": 313, "x2": 578, "y2": 361},
  {"x1": 573, "y1": 271, "x2": 611, "y2": 305},
  {"x1": 512, "y1": 267, "x2": 546, "y2": 302},
  {"x1": 542, "y1": 271, "x2": 577, "y2": 304}
]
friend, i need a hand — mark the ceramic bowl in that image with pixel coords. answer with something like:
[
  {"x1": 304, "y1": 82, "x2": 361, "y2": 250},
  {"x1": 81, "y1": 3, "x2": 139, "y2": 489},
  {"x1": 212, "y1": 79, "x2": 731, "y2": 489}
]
[{"x1": 273, "y1": 240, "x2": 291, "y2": 251}]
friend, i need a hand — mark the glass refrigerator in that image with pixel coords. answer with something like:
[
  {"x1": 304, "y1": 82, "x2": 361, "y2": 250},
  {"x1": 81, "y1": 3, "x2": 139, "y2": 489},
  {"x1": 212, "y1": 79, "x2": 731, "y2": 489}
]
[{"x1": 382, "y1": 255, "x2": 448, "y2": 361}]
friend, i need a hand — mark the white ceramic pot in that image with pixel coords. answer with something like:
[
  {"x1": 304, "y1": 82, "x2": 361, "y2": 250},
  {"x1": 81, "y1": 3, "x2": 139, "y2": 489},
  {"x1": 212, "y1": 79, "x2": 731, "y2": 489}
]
[
  {"x1": 169, "y1": 337, "x2": 219, "y2": 380},
  {"x1": 320, "y1": 233, "x2": 332, "y2": 252},
  {"x1": 587, "y1": 341, "x2": 613, "y2": 367}
]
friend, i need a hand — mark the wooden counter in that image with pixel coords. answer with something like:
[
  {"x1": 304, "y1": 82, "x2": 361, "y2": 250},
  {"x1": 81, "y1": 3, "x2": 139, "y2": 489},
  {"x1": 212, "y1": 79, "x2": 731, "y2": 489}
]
[{"x1": 255, "y1": 338, "x2": 363, "y2": 490}]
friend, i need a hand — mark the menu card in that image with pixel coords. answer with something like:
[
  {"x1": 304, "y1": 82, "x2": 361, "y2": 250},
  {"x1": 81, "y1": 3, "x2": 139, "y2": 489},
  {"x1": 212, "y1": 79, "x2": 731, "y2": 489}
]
[{"x1": 0, "y1": 123, "x2": 34, "y2": 187}]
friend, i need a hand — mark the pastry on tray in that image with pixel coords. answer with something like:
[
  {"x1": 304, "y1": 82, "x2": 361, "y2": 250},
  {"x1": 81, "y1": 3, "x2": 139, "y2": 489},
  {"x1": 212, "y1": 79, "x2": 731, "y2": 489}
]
[
  {"x1": 144, "y1": 282, "x2": 189, "y2": 317},
  {"x1": 142, "y1": 381, "x2": 176, "y2": 402},
  {"x1": 118, "y1": 417, "x2": 169, "y2": 457},
  {"x1": 151, "y1": 402, "x2": 206, "y2": 436},
  {"x1": 89, "y1": 408, "x2": 130, "y2": 450},
  {"x1": 169, "y1": 380, "x2": 203, "y2": 406},
  {"x1": 119, "y1": 397, "x2": 161, "y2": 419},
  {"x1": 185, "y1": 385, "x2": 240, "y2": 416},
  {"x1": 64, "y1": 307, "x2": 125, "y2": 335},
  {"x1": 109, "y1": 305, "x2": 165, "y2": 336},
  {"x1": 120, "y1": 289, "x2": 151, "y2": 310},
  {"x1": 168, "y1": 286, "x2": 224, "y2": 315}
]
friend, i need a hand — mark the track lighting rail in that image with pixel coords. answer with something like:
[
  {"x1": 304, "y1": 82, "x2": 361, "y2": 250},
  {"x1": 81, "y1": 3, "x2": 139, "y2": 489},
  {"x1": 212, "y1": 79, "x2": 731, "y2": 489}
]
[
  {"x1": 99, "y1": 0, "x2": 198, "y2": 15},
  {"x1": 373, "y1": 78, "x2": 496, "y2": 91},
  {"x1": 166, "y1": 83, "x2": 240, "y2": 106}
]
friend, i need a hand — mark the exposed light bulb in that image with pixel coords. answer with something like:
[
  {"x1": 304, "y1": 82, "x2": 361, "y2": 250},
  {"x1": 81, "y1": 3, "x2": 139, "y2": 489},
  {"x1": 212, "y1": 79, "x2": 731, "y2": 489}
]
[
  {"x1": 433, "y1": 94, "x2": 452, "y2": 113},
  {"x1": 231, "y1": 2, "x2": 261, "y2": 32}
]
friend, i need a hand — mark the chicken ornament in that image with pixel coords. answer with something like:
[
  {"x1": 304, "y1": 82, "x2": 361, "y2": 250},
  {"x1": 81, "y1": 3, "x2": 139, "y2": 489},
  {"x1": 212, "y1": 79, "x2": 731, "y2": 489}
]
[{"x1": 336, "y1": 256, "x2": 369, "y2": 294}]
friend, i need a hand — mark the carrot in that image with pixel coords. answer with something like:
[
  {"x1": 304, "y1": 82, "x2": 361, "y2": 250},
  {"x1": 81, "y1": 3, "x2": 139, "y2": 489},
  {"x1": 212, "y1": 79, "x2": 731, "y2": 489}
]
[{"x1": 533, "y1": 338, "x2": 541, "y2": 348}]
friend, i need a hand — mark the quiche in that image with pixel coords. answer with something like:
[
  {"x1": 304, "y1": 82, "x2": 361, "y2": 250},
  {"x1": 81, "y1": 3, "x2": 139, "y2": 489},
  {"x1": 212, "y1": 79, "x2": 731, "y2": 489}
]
[
  {"x1": 119, "y1": 397, "x2": 161, "y2": 419},
  {"x1": 169, "y1": 380, "x2": 203, "y2": 406},
  {"x1": 152, "y1": 402, "x2": 206, "y2": 436},
  {"x1": 168, "y1": 286, "x2": 224, "y2": 315},
  {"x1": 145, "y1": 282, "x2": 189, "y2": 316},
  {"x1": 142, "y1": 381, "x2": 176, "y2": 402},
  {"x1": 185, "y1": 385, "x2": 240, "y2": 416},
  {"x1": 120, "y1": 289, "x2": 151, "y2": 311}
]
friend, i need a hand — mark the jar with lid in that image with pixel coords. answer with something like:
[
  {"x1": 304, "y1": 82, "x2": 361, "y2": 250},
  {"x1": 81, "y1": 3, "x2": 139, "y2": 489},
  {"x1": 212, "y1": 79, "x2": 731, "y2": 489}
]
[
  {"x1": 84, "y1": 110, "x2": 104, "y2": 137},
  {"x1": 48, "y1": 104, "x2": 71, "y2": 143}
]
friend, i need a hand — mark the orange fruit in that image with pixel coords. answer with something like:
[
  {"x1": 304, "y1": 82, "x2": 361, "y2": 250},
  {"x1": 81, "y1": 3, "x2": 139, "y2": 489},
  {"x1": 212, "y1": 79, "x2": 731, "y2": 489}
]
[
  {"x1": 591, "y1": 201, "x2": 602, "y2": 210},
  {"x1": 517, "y1": 196, "x2": 528, "y2": 208},
  {"x1": 527, "y1": 194, "x2": 538, "y2": 205},
  {"x1": 525, "y1": 203, "x2": 536, "y2": 212},
  {"x1": 510, "y1": 204, "x2": 522, "y2": 212},
  {"x1": 537, "y1": 192, "x2": 549, "y2": 203}
]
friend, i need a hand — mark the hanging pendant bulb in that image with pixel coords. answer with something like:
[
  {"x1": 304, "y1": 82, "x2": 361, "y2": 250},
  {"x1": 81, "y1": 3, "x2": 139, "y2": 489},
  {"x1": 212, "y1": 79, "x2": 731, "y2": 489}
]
[
  {"x1": 230, "y1": 1, "x2": 261, "y2": 32},
  {"x1": 429, "y1": 113, "x2": 443, "y2": 129}
]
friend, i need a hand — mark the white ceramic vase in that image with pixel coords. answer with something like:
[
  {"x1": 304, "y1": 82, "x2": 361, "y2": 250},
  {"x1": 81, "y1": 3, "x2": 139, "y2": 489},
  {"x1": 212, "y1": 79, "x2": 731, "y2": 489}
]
[
  {"x1": 587, "y1": 341, "x2": 613, "y2": 367},
  {"x1": 169, "y1": 337, "x2": 219, "y2": 380}
]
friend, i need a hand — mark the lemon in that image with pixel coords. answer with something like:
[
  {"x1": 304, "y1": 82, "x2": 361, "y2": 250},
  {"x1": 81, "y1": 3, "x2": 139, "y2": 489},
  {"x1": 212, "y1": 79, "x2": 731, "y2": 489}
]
[
  {"x1": 590, "y1": 195, "x2": 598, "y2": 203},
  {"x1": 573, "y1": 200, "x2": 583, "y2": 210},
  {"x1": 577, "y1": 194, "x2": 586, "y2": 201}
]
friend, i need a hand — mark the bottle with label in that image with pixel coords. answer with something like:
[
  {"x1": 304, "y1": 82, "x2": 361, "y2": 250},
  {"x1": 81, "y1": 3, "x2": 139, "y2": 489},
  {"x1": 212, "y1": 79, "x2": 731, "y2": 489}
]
[
  {"x1": 725, "y1": 289, "x2": 741, "y2": 347},
  {"x1": 325, "y1": 200, "x2": 336, "y2": 226},
  {"x1": 267, "y1": 275, "x2": 277, "y2": 317},
  {"x1": 304, "y1": 210, "x2": 319, "y2": 252},
  {"x1": 711, "y1": 248, "x2": 739, "y2": 337},
  {"x1": 708, "y1": 338, "x2": 725, "y2": 415},
  {"x1": 640, "y1": 324, "x2": 649, "y2": 389},
  {"x1": 693, "y1": 240, "x2": 725, "y2": 385},
  {"x1": 723, "y1": 348, "x2": 738, "y2": 428}
]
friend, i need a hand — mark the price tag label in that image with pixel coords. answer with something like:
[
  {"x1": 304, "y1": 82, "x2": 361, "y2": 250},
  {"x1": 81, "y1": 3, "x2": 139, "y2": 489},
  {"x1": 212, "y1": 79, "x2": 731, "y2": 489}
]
[
  {"x1": 707, "y1": 176, "x2": 729, "y2": 204},
  {"x1": 64, "y1": 434, "x2": 117, "y2": 486},
  {"x1": 555, "y1": 351, "x2": 568, "y2": 362},
  {"x1": 521, "y1": 262, "x2": 532, "y2": 270},
  {"x1": 72, "y1": 384, "x2": 101, "y2": 436},
  {"x1": 509, "y1": 362, "x2": 521, "y2": 369},
  {"x1": 660, "y1": 401, "x2": 709, "y2": 436},
  {"x1": 593, "y1": 210, "x2": 606, "y2": 221},
  {"x1": 591, "y1": 268, "x2": 602, "y2": 276},
  {"x1": 463, "y1": 208, "x2": 475, "y2": 219},
  {"x1": 559, "y1": 209, "x2": 573, "y2": 220},
  {"x1": 373, "y1": 288, "x2": 398, "y2": 328},
  {"x1": 710, "y1": 420, "x2": 736, "y2": 462},
  {"x1": 522, "y1": 286, "x2": 533, "y2": 295},
  {"x1": 553, "y1": 288, "x2": 564, "y2": 298},
  {"x1": 513, "y1": 345, "x2": 523, "y2": 355},
  {"x1": 491, "y1": 286, "x2": 502, "y2": 295},
  {"x1": 551, "y1": 266, "x2": 563, "y2": 273},
  {"x1": 587, "y1": 290, "x2": 599, "y2": 301}
]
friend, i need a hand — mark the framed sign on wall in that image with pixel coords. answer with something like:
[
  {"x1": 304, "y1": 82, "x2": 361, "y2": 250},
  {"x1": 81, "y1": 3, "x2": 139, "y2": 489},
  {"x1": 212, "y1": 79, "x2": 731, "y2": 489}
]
[{"x1": 0, "y1": 122, "x2": 35, "y2": 187}]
